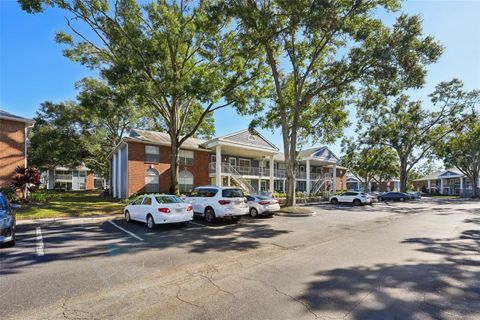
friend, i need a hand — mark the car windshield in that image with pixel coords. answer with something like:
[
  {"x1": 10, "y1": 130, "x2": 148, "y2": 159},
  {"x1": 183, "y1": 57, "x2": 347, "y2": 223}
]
[
  {"x1": 155, "y1": 196, "x2": 182, "y2": 204},
  {"x1": 256, "y1": 195, "x2": 271, "y2": 200},
  {"x1": 222, "y1": 189, "x2": 244, "y2": 198}
]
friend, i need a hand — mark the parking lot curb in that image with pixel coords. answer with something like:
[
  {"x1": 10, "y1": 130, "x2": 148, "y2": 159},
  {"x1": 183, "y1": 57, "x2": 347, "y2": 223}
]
[
  {"x1": 275, "y1": 212, "x2": 316, "y2": 217},
  {"x1": 17, "y1": 214, "x2": 123, "y2": 225}
]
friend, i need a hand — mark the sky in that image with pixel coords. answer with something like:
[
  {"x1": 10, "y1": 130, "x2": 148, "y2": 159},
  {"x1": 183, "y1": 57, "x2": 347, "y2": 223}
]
[{"x1": 1, "y1": 0, "x2": 479, "y2": 157}]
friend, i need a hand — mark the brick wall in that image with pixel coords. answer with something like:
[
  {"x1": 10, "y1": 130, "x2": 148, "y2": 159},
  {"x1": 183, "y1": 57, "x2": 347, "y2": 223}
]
[
  {"x1": 86, "y1": 171, "x2": 94, "y2": 189},
  {"x1": 127, "y1": 142, "x2": 209, "y2": 196},
  {"x1": 0, "y1": 119, "x2": 26, "y2": 187}
]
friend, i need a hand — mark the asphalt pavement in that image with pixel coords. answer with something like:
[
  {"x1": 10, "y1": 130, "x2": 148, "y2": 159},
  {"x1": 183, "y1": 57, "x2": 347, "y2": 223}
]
[{"x1": 1, "y1": 199, "x2": 479, "y2": 320}]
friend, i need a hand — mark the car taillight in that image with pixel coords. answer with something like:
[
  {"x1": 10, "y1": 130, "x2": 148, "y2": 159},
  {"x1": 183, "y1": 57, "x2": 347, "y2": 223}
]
[
  {"x1": 218, "y1": 200, "x2": 231, "y2": 205},
  {"x1": 186, "y1": 205, "x2": 193, "y2": 211},
  {"x1": 258, "y1": 201, "x2": 270, "y2": 205},
  {"x1": 158, "y1": 207, "x2": 170, "y2": 213}
]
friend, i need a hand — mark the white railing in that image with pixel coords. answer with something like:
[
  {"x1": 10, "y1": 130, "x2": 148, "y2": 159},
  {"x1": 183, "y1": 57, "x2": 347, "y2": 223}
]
[
  {"x1": 209, "y1": 162, "x2": 286, "y2": 178},
  {"x1": 55, "y1": 174, "x2": 72, "y2": 181},
  {"x1": 225, "y1": 164, "x2": 255, "y2": 193},
  {"x1": 311, "y1": 173, "x2": 334, "y2": 194}
]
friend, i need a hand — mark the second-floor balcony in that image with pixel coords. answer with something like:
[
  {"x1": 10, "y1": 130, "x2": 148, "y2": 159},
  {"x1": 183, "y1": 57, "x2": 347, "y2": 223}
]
[
  {"x1": 55, "y1": 174, "x2": 73, "y2": 181},
  {"x1": 209, "y1": 162, "x2": 333, "y2": 180}
]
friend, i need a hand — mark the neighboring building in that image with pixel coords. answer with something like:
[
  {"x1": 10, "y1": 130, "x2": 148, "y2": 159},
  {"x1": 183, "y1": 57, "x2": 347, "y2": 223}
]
[
  {"x1": 109, "y1": 129, "x2": 347, "y2": 198},
  {"x1": 413, "y1": 169, "x2": 479, "y2": 196},
  {"x1": 40, "y1": 165, "x2": 106, "y2": 191},
  {"x1": 346, "y1": 174, "x2": 400, "y2": 192},
  {"x1": 0, "y1": 110, "x2": 35, "y2": 188}
]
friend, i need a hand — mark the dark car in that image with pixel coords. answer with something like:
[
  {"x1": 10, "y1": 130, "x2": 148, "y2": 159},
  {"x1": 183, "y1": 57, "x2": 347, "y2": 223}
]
[
  {"x1": 377, "y1": 192, "x2": 411, "y2": 202},
  {"x1": 0, "y1": 192, "x2": 18, "y2": 247}
]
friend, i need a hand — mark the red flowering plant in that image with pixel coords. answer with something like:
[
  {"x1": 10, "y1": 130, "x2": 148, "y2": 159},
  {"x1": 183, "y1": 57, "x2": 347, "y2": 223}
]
[{"x1": 11, "y1": 166, "x2": 41, "y2": 200}]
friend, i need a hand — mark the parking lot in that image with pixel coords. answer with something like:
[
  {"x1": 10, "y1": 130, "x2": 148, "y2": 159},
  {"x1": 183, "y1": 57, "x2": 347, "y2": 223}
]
[{"x1": 1, "y1": 199, "x2": 479, "y2": 320}]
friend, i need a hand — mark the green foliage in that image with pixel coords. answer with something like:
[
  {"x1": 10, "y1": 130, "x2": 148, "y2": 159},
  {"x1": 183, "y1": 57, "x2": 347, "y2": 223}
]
[
  {"x1": 356, "y1": 79, "x2": 477, "y2": 192},
  {"x1": 0, "y1": 187, "x2": 18, "y2": 203},
  {"x1": 229, "y1": 0, "x2": 441, "y2": 206},
  {"x1": 341, "y1": 141, "x2": 398, "y2": 190},
  {"x1": 434, "y1": 110, "x2": 480, "y2": 197},
  {"x1": 28, "y1": 191, "x2": 55, "y2": 204},
  {"x1": 28, "y1": 101, "x2": 88, "y2": 170}
]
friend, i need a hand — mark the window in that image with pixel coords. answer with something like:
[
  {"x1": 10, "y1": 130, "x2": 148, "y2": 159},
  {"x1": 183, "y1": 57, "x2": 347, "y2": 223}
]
[
  {"x1": 211, "y1": 155, "x2": 216, "y2": 163},
  {"x1": 179, "y1": 150, "x2": 194, "y2": 165},
  {"x1": 142, "y1": 197, "x2": 152, "y2": 205},
  {"x1": 238, "y1": 158, "x2": 251, "y2": 174},
  {"x1": 79, "y1": 171, "x2": 86, "y2": 178},
  {"x1": 179, "y1": 170, "x2": 194, "y2": 193},
  {"x1": 0, "y1": 196, "x2": 7, "y2": 210},
  {"x1": 132, "y1": 197, "x2": 144, "y2": 205},
  {"x1": 156, "y1": 195, "x2": 182, "y2": 204},
  {"x1": 145, "y1": 145, "x2": 159, "y2": 163},
  {"x1": 222, "y1": 188, "x2": 244, "y2": 198},
  {"x1": 198, "y1": 188, "x2": 218, "y2": 197},
  {"x1": 145, "y1": 169, "x2": 159, "y2": 193}
]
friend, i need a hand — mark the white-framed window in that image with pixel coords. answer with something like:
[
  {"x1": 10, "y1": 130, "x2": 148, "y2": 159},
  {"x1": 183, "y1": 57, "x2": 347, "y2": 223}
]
[
  {"x1": 145, "y1": 168, "x2": 159, "y2": 193},
  {"x1": 179, "y1": 170, "x2": 194, "y2": 193},
  {"x1": 211, "y1": 155, "x2": 217, "y2": 163},
  {"x1": 145, "y1": 145, "x2": 159, "y2": 163},
  {"x1": 179, "y1": 150, "x2": 194, "y2": 165},
  {"x1": 238, "y1": 158, "x2": 251, "y2": 174}
]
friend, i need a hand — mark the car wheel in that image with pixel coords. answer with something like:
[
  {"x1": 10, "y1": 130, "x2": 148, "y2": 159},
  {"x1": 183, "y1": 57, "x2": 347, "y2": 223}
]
[
  {"x1": 250, "y1": 207, "x2": 258, "y2": 218},
  {"x1": 353, "y1": 199, "x2": 361, "y2": 206},
  {"x1": 232, "y1": 216, "x2": 241, "y2": 221},
  {"x1": 125, "y1": 211, "x2": 131, "y2": 222},
  {"x1": 204, "y1": 207, "x2": 216, "y2": 223},
  {"x1": 399, "y1": 197, "x2": 405, "y2": 202},
  {"x1": 331, "y1": 198, "x2": 339, "y2": 205},
  {"x1": 146, "y1": 214, "x2": 155, "y2": 229}
]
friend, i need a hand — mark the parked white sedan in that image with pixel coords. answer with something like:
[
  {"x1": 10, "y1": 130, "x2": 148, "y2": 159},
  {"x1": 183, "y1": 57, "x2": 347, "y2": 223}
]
[
  {"x1": 246, "y1": 195, "x2": 280, "y2": 217},
  {"x1": 124, "y1": 194, "x2": 193, "y2": 229}
]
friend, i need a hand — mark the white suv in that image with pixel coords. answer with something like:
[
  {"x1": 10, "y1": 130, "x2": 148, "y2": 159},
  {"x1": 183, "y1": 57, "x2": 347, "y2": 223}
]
[
  {"x1": 186, "y1": 186, "x2": 249, "y2": 222},
  {"x1": 329, "y1": 191, "x2": 373, "y2": 206}
]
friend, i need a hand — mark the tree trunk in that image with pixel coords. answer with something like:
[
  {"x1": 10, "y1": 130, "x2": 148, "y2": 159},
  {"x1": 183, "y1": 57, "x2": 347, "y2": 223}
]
[
  {"x1": 285, "y1": 167, "x2": 296, "y2": 207},
  {"x1": 169, "y1": 140, "x2": 180, "y2": 195},
  {"x1": 472, "y1": 172, "x2": 479, "y2": 198},
  {"x1": 399, "y1": 158, "x2": 408, "y2": 193}
]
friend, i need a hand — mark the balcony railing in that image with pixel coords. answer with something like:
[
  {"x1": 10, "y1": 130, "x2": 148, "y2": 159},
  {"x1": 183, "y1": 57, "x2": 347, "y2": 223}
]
[
  {"x1": 209, "y1": 162, "x2": 330, "y2": 180},
  {"x1": 55, "y1": 174, "x2": 72, "y2": 181}
]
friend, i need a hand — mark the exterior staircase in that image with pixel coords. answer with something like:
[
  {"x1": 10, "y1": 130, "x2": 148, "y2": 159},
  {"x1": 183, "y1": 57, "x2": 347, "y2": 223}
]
[
  {"x1": 224, "y1": 163, "x2": 255, "y2": 194},
  {"x1": 310, "y1": 173, "x2": 333, "y2": 194}
]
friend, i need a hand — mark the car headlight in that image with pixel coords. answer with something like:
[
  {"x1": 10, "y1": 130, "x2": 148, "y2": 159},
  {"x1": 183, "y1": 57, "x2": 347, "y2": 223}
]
[{"x1": 0, "y1": 216, "x2": 12, "y2": 227}]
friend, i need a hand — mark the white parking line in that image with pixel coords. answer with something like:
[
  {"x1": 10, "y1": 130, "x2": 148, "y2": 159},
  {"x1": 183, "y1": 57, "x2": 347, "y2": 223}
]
[
  {"x1": 36, "y1": 227, "x2": 44, "y2": 256},
  {"x1": 108, "y1": 221, "x2": 144, "y2": 241}
]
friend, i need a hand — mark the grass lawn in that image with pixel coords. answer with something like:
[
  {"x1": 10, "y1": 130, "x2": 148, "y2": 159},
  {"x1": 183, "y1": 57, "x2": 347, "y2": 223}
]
[
  {"x1": 431, "y1": 195, "x2": 459, "y2": 199},
  {"x1": 16, "y1": 191, "x2": 124, "y2": 220}
]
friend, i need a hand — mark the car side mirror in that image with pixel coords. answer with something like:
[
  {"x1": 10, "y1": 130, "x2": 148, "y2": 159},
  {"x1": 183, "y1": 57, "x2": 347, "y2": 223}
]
[{"x1": 11, "y1": 204, "x2": 21, "y2": 209}]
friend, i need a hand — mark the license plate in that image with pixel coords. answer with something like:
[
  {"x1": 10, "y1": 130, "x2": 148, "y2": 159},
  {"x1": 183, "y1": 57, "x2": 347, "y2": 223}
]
[
  {"x1": 235, "y1": 201, "x2": 241, "y2": 205},
  {"x1": 175, "y1": 208, "x2": 183, "y2": 213}
]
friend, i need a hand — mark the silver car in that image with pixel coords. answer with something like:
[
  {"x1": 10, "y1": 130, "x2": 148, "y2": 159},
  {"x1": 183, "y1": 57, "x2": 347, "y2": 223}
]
[
  {"x1": 246, "y1": 195, "x2": 280, "y2": 217},
  {"x1": 0, "y1": 193, "x2": 18, "y2": 247}
]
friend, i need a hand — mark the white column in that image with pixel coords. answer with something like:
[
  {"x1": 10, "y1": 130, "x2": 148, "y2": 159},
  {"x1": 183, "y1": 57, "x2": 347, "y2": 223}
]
[
  {"x1": 112, "y1": 153, "x2": 117, "y2": 198},
  {"x1": 306, "y1": 159, "x2": 311, "y2": 194},
  {"x1": 332, "y1": 163, "x2": 337, "y2": 193},
  {"x1": 459, "y1": 177, "x2": 463, "y2": 195},
  {"x1": 117, "y1": 150, "x2": 122, "y2": 197},
  {"x1": 440, "y1": 178, "x2": 444, "y2": 194},
  {"x1": 269, "y1": 155, "x2": 274, "y2": 193},
  {"x1": 427, "y1": 180, "x2": 431, "y2": 193},
  {"x1": 215, "y1": 145, "x2": 222, "y2": 186},
  {"x1": 227, "y1": 175, "x2": 231, "y2": 187}
]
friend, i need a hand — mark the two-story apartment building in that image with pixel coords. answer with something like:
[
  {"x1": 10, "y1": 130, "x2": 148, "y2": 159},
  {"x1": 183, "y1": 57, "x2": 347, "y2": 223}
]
[
  {"x1": 0, "y1": 110, "x2": 35, "y2": 188},
  {"x1": 40, "y1": 165, "x2": 106, "y2": 191},
  {"x1": 413, "y1": 169, "x2": 479, "y2": 196},
  {"x1": 109, "y1": 129, "x2": 347, "y2": 198}
]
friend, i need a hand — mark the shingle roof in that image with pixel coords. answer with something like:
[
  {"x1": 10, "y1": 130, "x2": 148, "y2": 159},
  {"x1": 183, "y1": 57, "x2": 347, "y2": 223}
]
[
  {"x1": 0, "y1": 109, "x2": 34, "y2": 124},
  {"x1": 127, "y1": 129, "x2": 208, "y2": 151},
  {"x1": 413, "y1": 169, "x2": 463, "y2": 181},
  {"x1": 204, "y1": 129, "x2": 279, "y2": 151}
]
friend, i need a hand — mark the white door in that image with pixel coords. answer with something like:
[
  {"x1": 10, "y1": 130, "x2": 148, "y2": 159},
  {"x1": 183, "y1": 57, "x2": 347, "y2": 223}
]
[
  {"x1": 140, "y1": 196, "x2": 153, "y2": 222},
  {"x1": 129, "y1": 196, "x2": 144, "y2": 221}
]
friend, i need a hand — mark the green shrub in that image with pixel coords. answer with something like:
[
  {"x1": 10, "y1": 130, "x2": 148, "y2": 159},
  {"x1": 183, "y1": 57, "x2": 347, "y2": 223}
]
[
  {"x1": 28, "y1": 191, "x2": 53, "y2": 204},
  {"x1": 0, "y1": 187, "x2": 18, "y2": 203}
]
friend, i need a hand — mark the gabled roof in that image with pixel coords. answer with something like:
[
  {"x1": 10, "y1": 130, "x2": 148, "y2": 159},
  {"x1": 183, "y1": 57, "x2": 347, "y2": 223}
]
[
  {"x1": 299, "y1": 146, "x2": 339, "y2": 162},
  {"x1": 0, "y1": 109, "x2": 35, "y2": 125},
  {"x1": 126, "y1": 129, "x2": 208, "y2": 151},
  {"x1": 413, "y1": 168, "x2": 464, "y2": 182},
  {"x1": 203, "y1": 129, "x2": 279, "y2": 151}
]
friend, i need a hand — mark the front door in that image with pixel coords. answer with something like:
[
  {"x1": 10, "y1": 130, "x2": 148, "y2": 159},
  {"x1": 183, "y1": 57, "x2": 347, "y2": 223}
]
[{"x1": 229, "y1": 157, "x2": 236, "y2": 168}]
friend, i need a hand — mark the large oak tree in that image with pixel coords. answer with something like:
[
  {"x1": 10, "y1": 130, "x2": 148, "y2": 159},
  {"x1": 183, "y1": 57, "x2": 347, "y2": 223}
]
[{"x1": 229, "y1": 0, "x2": 442, "y2": 205}]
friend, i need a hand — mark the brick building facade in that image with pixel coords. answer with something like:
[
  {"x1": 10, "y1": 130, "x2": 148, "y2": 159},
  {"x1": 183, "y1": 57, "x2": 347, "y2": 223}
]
[{"x1": 0, "y1": 110, "x2": 34, "y2": 188}]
